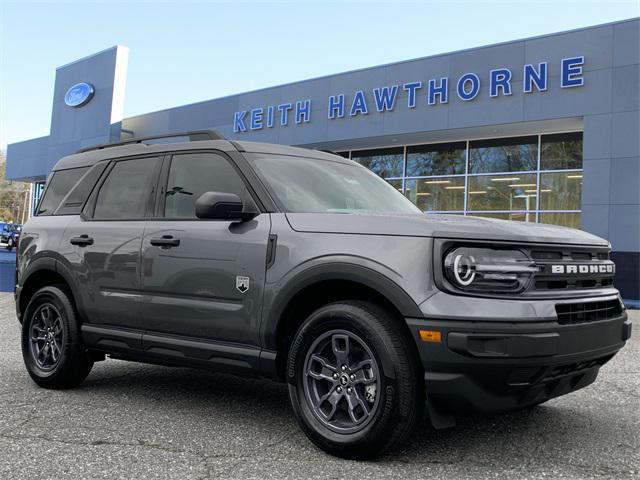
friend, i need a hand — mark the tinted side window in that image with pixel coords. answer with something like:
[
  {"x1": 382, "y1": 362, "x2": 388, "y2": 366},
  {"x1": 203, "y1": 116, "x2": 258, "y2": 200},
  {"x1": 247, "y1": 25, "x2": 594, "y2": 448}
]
[
  {"x1": 93, "y1": 157, "x2": 159, "y2": 220},
  {"x1": 55, "y1": 162, "x2": 108, "y2": 215},
  {"x1": 164, "y1": 152, "x2": 248, "y2": 218},
  {"x1": 37, "y1": 167, "x2": 89, "y2": 215},
  {"x1": 469, "y1": 136, "x2": 538, "y2": 173}
]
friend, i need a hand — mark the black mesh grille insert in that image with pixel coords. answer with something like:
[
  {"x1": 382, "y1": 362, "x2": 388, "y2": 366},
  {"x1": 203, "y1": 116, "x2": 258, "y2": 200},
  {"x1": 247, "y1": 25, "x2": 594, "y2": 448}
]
[
  {"x1": 530, "y1": 246, "x2": 614, "y2": 293},
  {"x1": 540, "y1": 354, "x2": 614, "y2": 383},
  {"x1": 556, "y1": 299, "x2": 623, "y2": 325},
  {"x1": 532, "y1": 250, "x2": 563, "y2": 260}
]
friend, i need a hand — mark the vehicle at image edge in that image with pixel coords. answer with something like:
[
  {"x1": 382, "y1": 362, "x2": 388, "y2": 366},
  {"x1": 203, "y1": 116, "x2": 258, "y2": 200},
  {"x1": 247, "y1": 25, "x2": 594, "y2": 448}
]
[
  {"x1": 15, "y1": 130, "x2": 632, "y2": 459},
  {"x1": 1, "y1": 223, "x2": 21, "y2": 250}
]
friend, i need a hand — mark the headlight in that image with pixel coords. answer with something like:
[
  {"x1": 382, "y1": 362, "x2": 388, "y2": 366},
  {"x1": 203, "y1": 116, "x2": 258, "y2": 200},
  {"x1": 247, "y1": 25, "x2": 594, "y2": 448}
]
[{"x1": 444, "y1": 246, "x2": 539, "y2": 293}]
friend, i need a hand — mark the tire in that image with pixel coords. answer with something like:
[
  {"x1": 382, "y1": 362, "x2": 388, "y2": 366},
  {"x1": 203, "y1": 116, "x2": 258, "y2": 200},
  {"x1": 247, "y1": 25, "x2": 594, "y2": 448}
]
[
  {"x1": 21, "y1": 285, "x2": 94, "y2": 389},
  {"x1": 5, "y1": 239, "x2": 12, "y2": 250},
  {"x1": 287, "y1": 301, "x2": 424, "y2": 459}
]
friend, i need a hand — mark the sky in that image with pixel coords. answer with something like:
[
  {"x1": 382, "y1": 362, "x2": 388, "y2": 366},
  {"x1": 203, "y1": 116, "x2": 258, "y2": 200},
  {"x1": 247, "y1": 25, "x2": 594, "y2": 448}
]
[{"x1": 0, "y1": 0, "x2": 638, "y2": 150}]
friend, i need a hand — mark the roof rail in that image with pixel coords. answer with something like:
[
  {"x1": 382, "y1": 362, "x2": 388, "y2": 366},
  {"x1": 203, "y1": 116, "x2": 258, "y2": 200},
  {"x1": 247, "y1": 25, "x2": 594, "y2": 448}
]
[{"x1": 76, "y1": 129, "x2": 225, "y2": 154}]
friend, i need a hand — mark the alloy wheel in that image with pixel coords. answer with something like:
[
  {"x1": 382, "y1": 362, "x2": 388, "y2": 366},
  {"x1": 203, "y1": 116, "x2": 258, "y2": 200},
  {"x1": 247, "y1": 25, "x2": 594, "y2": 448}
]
[
  {"x1": 303, "y1": 329, "x2": 380, "y2": 434},
  {"x1": 29, "y1": 303, "x2": 64, "y2": 371}
]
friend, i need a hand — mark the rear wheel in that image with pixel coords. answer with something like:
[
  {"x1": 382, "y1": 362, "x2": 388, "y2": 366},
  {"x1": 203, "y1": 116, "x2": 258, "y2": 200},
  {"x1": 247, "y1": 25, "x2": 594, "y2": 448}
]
[
  {"x1": 287, "y1": 301, "x2": 424, "y2": 459},
  {"x1": 21, "y1": 286, "x2": 93, "y2": 389}
]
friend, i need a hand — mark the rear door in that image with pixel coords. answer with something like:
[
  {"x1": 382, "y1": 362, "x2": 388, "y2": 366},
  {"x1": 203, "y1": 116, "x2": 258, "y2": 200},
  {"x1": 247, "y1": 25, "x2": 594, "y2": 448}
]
[
  {"x1": 60, "y1": 155, "x2": 162, "y2": 330},
  {"x1": 139, "y1": 150, "x2": 271, "y2": 346}
]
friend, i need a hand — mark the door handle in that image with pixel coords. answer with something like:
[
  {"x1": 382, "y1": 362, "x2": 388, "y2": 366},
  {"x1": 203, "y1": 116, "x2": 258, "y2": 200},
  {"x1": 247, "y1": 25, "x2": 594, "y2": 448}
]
[
  {"x1": 70, "y1": 235, "x2": 94, "y2": 246},
  {"x1": 150, "y1": 235, "x2": 180, "y2": 248}
]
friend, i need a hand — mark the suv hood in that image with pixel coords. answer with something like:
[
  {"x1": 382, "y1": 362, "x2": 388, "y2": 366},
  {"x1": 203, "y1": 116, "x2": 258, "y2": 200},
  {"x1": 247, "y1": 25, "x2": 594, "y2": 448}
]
[{"x1": 285, "y1": 213, "x2": 609, "y2": 246}]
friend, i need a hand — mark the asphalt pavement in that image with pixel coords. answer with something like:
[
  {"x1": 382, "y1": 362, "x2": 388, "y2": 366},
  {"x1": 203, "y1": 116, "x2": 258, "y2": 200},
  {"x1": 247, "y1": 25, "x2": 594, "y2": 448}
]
[{"x1": 0, "y1": 293, "x2": 638, "y2": 480}]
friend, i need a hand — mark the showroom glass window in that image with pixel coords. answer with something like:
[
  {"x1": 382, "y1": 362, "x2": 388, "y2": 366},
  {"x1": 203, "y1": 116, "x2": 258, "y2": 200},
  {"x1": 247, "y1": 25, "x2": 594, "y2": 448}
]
[
  {"x1": 539, "y1": 133, "x2": 583, "y2": 220},
  {"x1": 468, "y1": 136, "x2": 538, "y2": 173},
  {"x1": 540, "y1": 132, "x2": 583, "y2": 170},
  {"x1": 404, "y1": 177, "x2": 465, "y2": 212},
  {"x1": 339, "y1": 132, "x2": 583, "y2": 229},
  {"x1": 406, "y1": 142, "x2": 466, "y2": 177},
  {"x1": 351, "y1": 147, "x2": 404, "y2": 179},
  {"x1": 467, "y1": 173, "x2": 539, "y2": 212}
]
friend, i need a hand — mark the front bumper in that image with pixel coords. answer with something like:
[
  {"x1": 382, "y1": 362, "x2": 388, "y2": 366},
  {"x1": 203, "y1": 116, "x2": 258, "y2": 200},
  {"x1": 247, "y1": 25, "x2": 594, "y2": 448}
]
[{"x1": 406, "y1": 298, "x2": 631, "y2": 414}]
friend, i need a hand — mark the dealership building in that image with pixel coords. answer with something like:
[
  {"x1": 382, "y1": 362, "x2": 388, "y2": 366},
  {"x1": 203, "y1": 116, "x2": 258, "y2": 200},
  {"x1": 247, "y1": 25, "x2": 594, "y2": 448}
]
[{"x1": 5, "y1": 18, "x2": 639, "y2": 303}]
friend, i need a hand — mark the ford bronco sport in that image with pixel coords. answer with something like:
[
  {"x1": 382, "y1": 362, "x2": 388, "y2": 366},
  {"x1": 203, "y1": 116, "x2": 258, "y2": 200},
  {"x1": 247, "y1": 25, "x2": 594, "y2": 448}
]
[{"x1": 16, "y1": 131, "x2": 631, "y2": 459}]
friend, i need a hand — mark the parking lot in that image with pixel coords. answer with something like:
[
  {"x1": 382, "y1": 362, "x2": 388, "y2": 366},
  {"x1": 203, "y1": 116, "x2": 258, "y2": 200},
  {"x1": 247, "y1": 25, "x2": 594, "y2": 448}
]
[{"x1": 0, "y1": 292, "x2": 637, "y2": 479}]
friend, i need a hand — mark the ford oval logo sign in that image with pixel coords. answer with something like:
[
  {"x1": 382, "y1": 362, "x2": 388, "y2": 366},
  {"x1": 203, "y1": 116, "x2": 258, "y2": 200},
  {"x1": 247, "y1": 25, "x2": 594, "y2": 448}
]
[{"x1": 64, "y1": 82, "x2": 95, "y2": 107}]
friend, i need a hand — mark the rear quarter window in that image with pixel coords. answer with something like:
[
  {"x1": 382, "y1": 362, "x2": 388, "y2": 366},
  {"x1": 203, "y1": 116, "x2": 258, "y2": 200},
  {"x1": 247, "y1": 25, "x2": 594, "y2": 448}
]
[
  {"x1": 55, "y1": 163, "x2": 108, "y2": 215},
  {"x1": 36, "y1": 167, "x2": 89, "y2": 216}
]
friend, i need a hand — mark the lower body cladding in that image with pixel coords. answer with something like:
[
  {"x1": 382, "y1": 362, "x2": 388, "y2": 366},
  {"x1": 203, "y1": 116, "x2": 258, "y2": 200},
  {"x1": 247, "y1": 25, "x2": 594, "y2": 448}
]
[
  {"x1": 406, "y1": 302, "x2": 632, "y2": 421},
  {"x1": 79, "y1": 325, "x2": 274, "y2": 378}
]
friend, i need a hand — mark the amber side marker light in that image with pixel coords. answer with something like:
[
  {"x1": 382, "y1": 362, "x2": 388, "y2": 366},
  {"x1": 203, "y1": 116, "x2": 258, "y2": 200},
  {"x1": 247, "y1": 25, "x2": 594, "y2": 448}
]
[{"x1": 419, "y1": 330, "x2": 442, "y2": 343}]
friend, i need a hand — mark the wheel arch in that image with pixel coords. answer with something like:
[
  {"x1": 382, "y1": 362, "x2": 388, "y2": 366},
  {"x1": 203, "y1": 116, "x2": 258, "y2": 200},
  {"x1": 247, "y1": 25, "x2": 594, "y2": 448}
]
[
  {"x1": 262, "y1": 262, "x2": 422, "y2": 380},
  {"x1": 18, "y1": 256, "x2": 83, "y2": 324}
]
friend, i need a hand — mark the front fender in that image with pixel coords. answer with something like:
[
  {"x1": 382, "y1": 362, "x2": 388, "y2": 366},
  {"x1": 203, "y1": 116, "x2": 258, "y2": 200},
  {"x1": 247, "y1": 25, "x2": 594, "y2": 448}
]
[{"x1": 260, "y1": 258, "x2": 423, "y2": 350}]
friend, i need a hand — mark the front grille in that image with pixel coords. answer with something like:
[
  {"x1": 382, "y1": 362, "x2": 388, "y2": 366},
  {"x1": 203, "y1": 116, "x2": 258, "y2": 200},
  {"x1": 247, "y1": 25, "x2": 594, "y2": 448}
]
[
  {"x1": 531, "y1": 250, "x2": 610, "y2": 262},
  {"x1": 507, "y1": 354, "x2": 615, "y2": 386},
  {"x1": 535, "y1": 278, "x2": 613, "y2": 290},
  {"x1": 529, "y1": 246, "x2": 614, "y2": 294},
  {"x1": 556, "y1": 299, "x2": 623, "y2": 325}
]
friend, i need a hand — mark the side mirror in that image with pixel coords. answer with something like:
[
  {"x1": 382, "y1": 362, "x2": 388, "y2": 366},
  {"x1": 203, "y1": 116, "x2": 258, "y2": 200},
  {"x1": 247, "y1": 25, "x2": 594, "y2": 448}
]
[{"x1": 195, "y1": 191, "x2": 256, "y2": 221}]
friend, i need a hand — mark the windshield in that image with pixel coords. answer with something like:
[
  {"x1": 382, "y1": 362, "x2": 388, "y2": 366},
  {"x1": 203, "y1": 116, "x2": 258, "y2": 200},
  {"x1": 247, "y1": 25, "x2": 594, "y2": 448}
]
[{"x1": 248, "y1": 154, "x2": 420, "y2": 214}]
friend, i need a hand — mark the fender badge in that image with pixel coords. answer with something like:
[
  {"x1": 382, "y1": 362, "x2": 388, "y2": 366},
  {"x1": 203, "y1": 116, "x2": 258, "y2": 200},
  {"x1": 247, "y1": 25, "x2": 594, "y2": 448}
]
[{"x1": 236, "y1": 276, "x2": 250, "y2": 293}]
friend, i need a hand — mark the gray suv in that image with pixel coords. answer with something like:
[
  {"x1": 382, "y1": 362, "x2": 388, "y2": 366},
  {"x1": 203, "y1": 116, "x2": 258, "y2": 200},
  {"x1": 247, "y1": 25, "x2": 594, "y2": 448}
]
[{"x1": 16, "y1": 131, "x2": 631, "y2": 459}]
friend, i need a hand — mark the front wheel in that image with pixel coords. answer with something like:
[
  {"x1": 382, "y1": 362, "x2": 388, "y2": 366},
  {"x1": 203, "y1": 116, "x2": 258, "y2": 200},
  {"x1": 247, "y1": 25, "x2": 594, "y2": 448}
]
[
  {"x1": 5, "y1": 238, "x2": 13, "y2": 250},
  {"x1": 287, "y1": 301, "x2": 424, "y2": 459},
  {"x1": 21, "y1": 286, "x2": 94, "y2": 389}
]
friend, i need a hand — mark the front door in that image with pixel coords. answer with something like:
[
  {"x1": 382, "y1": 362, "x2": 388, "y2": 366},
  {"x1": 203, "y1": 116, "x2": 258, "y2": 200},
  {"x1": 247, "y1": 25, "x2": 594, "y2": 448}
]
[{"x1": 139, "y1": 151, "x2": 270, "y2": 347}]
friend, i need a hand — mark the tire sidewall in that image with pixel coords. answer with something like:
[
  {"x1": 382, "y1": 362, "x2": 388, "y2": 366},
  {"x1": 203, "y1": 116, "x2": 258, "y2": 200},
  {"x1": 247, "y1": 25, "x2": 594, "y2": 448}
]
[{"x1": 288, "y1": 303, "x2": 409, "y2": 452}]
